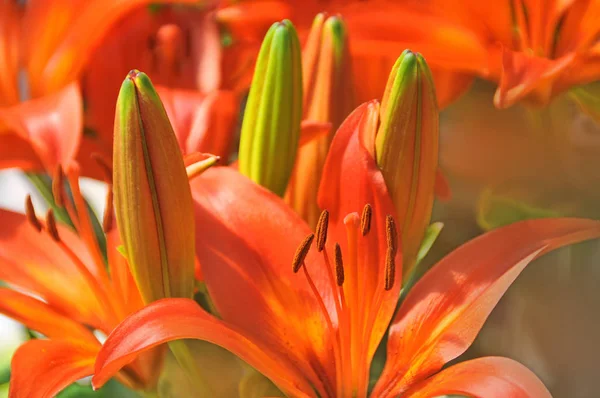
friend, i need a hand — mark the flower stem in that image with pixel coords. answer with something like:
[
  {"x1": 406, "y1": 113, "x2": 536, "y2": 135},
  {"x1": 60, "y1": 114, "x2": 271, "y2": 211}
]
[{"x1": 167, "y1": 340, "x2": 214, "y2": 396}]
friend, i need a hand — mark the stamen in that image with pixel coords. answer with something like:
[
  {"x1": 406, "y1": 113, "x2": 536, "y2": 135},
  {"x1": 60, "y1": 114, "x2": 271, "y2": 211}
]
[
  {"x1": 102, "y1": 188, "x2": 114, "y2": 233},
  {"x1": 334, "y1": 243, "x2": 344, "y2": 286},
  {"x1": 45, "y1": 210, "x2": 60, "y2": 242},
  {"x1": 385, "y1": 215, "x2": 398, "y2": 255},
  {"x1": 315, "y1": 210, "x2": 329, "y2": 252},
  {"x1": 384, "y1": 248, "x2": 396, "y2": 291},
  {"x1": 91, "y1": 153, "x2": 113, "y2": 183},
  {"x1": 360, "y1": 204, "x2": 372, "y2": 236},
  {"x1": 52, "y1": 165, "x2": 65, "y2": 207},
  {"x1": 292, "y1": 233, "x2": 314, "y2": 273},
  {"x1": 186, "y1": 155, "x2": 221, "y2": 180},
  {"x1": 24, "y1": 195, "x2": 42, "y2": 232}
]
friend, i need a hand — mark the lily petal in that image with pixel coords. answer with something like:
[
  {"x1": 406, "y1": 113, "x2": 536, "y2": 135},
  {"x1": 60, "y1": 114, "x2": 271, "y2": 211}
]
[
  {"x1": 191, "y1": 167, "x2": 335, "y2": 396},
  {"x1": 23, "y1": 0, "x2": 200, "y2": 96},
  {"x1": 0, "y1": 0, "x2": 20, "y2": 105},
  {"x1": 92, "y1": 298, "x2": 316, "y2": 397},
  {"x1": 494, "y1": 48, "x2": 576, "y2": 108},
  {"x1": 402, "y1": 357, "x2": 551, "y2": 398},
  {"x1": 217, "y1": 1, "x2": 292, "y2": 43},
  {"x1": 318, "y1": 101, "x2": 402, "y2": 361},
  {"x1": 9, "y1": 339, "x2": 97, "y2": 398},
  {"x1": 0, "y1": 82, "x2": 81, "y2": 172},
  {"x1": 297, "y1": 120, "x2": 331, "y2": 147},
  {"x1": 0, "y1": 210, "x2": 112, "y2": 329},
  {"x1": 146, "y1": 87, "x2": 239, "y2": 161},
  {"x1": 0, "y1": 288, "x2": 98, "y2": 346},
  {"x1": 373, "y1": 217, "x2": 600, "y2": 396},
  {"x1": 185, "y1": 90, "x2": 239, "y2": 159},
  {"x1": 0, "y1": 134, "x2": 43, "y2": 170}
]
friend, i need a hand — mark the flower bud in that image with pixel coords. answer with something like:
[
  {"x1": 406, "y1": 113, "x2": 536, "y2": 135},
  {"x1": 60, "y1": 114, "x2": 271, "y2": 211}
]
[
  {"x1": 238, "y1": 20, "x2": 302, "y2": 197},
  {"x1": 113, "y1": 70, "x2": 195, "y2": 303},
  {"x1": 285, "y1": 13, "x2": 354, "y2": 227},
  {"x1": 375, "y1": 50, "x2": 439, "y2": 278}
]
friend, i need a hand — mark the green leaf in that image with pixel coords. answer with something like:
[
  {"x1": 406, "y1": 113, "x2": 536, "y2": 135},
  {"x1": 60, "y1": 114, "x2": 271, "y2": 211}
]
[
  {"x1": 415, "y1": 222, "x2": 444, "y2": 266},
  {"x1": 476, "y1": 188, "x2": 559, "y2": 231},
  {"x1": 569, "y1": 81, "x2": 600, "y2": 123},
  {"x1": 400, "y1": 222, "x2": 444, "y2": 302}
]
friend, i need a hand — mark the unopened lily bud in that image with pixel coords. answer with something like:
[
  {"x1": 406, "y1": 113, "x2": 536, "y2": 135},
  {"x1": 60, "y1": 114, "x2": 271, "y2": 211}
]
[
  {"x1": 113, "y1": 70, "x2": 195, "y2": 303},
  {"x1": 286, "y1": 13, "x2": 354, "y2": 227},
  {"x1": 375, "y1": 50, "x2": 439, "y2": 278},
  {"x1": 238, "y1": 20, "x2": 302, "y2": 197}
]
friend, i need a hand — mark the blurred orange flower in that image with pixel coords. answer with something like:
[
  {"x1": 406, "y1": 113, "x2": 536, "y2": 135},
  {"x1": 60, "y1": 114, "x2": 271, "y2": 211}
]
[{"x1": 280, "y1": 0, "x2": 600, "y2": 109}]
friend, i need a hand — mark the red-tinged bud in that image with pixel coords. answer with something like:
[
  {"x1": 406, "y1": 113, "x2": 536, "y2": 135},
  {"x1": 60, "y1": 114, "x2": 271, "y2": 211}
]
[{"x1": 286, "y1": 13, "x2": 354, "y2": 227}]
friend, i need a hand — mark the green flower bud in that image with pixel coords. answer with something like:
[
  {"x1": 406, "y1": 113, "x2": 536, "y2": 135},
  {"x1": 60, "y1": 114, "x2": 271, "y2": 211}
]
[
  {"x1": 238, "y1": 20, "x2": 303, "y2": 196},
  {"x1": 375, "y1": 50, "x2": 439, "y2": 278}
]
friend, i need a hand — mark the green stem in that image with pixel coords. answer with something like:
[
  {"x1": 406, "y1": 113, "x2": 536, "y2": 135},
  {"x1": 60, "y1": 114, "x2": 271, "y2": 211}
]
[
  {"x1": 167, "y1": 340, "x2": 214, "y2": 396},
  {"x1": 26, "y1": 172, "x2": 108, "y2": 262},
  {"x1": 25, "y1": 172, "x2": 72, "y2": 226}
]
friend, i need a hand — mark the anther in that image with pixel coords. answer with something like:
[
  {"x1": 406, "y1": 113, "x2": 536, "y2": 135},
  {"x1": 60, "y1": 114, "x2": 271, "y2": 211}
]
[
  {"x1": 102, "y1": 188, "x2": 114, "y2": 233},
  {"x1": 45, "y1": 210, "x2": 61, "y2": 242},
  {"x1": 52, "y1": 165, "x2": 65, "y2": 208},
  {"x1": 315, "y1": 210, "x2": 329, "y2": 252},
  {"x1": 384, "y1": 248, "x2": 396, "y2": 291},
  {"x1": 334, "y1": 243, "x2": 344, "y2": 286},
  {"x1": 292, "y1": 233, "x2": 314, "y2": 273},
  {"x1": 24, "y1": 195, "x2": 42, "y2": 232},
  {"x1": 385, "y1": 215, "x2": 398, "y2": 255},
  {"x1": 361, "y1": 204, "x2": 372, "y2": 236}
]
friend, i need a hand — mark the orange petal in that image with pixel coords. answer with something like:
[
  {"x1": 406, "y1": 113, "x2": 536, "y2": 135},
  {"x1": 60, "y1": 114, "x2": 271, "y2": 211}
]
[
  {"x1": 22, "y1": 0, "x2": 201, "y2": 96},
  {"x1": 434, "y1": 168, "x2": 452, "y2": 201},
  {"x1": 0, "y1": 82, "x2": 82, "y2": 172},
  {"x1": 494, "y1": 48, "x2": 576, "y2": 108},
  {"x1": 298, "y1": 120, "x2": 331, "y2": 147},
  {"x1": 9, "y1": 339, "x2": 98, "y2": 398},
  {"x1": 185, "y1": 90, "x2": 239, "y2": 159},
  {"x1": 286, "y1": 119, "x2": 332, "y2": 228},
  {"x1": 0, "y1": 288, "x2": 98, "y2": 347},
  {"x1": 156, "y1": 87, "x2": 239, "y2": 160},
  {"x1": 217, "y1": 1, "x2": 292, "y2": 43},
  {"x1": 0, "y1": 0, "x2": 20, "y2": 106},
  {"x1": 373, "y1": 217, "x2": 600, "y2": 396},
  {"x1": 343, "y1": 3, "x2": 489, "y2": 74},
  {"x1": 105, "y1": 227, "x2": 144, "y2": 316},
  {"x1": 0, "y1": 210, "x2": 113, "y2": 329},
  {"x1": 318, "y1": 101, "x2": 402, "y2": 364},
  {"x1": 191, "y1": 167, "x2": 335, "y2": 396},
  {"x1": 431, "y1": 69, "x2": 474, "y2": 109},
  {"x1": 92, "y1": 298, "x2": 316, "y2": 397},
  {"x1": 156, "y1": 86, "x2": 207, "y2": 152},
  {"x1": 0, "y1": 134, "x2": 43, "y2": 170},
  {"x1": 402, "y1": 357, "x2": 551, "y2": 398}
]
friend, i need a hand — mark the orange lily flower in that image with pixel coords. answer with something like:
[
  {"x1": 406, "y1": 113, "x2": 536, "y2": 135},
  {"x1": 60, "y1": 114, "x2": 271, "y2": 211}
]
[
  {"x1": 0, "y1": 0, "x2": 198, "y2": 175},
  {"x1": 280, "y1": 0, "x2": 600, "y2": 109},
  {"x1": 0, "y1": 165, "x2": 158, "y2": 398},
  {"x1": 80, "y1": 4, "x2": 245, "y2": 178},
  {"x1": 90, "y1": 100, "x2": 600, "y2": 397}
]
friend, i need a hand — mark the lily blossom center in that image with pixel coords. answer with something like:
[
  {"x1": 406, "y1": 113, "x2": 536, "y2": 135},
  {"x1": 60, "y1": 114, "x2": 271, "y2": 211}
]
[{"x1": 292, "y1": 206, "x2": 399, "y2": 397}]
